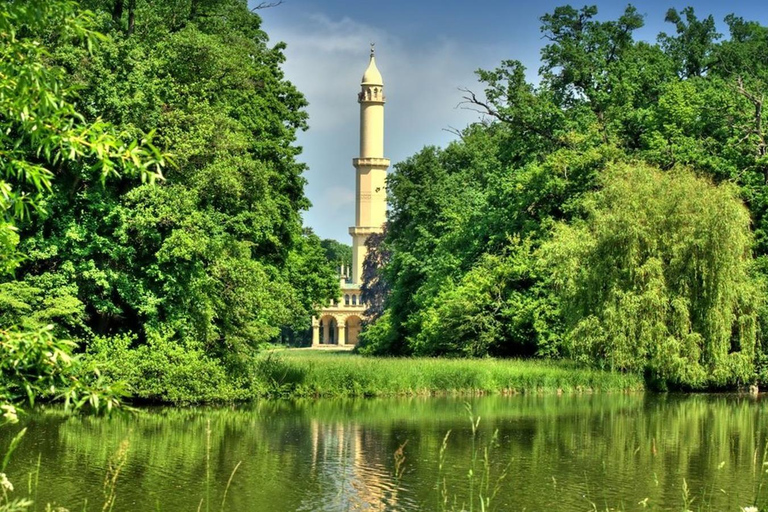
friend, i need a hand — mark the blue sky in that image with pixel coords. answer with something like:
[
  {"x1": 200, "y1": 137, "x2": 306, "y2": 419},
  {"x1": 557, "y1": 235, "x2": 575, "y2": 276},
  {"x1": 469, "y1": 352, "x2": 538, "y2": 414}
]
[{"x1": 253, "y1": 0, "x2": 768, "y2": 242}]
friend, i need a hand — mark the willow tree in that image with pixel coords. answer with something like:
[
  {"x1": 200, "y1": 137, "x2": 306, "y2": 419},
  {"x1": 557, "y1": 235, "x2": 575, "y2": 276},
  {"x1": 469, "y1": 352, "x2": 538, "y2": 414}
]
[{"x1": 544, "y1": 164, "x2": 759, "y2": 389}]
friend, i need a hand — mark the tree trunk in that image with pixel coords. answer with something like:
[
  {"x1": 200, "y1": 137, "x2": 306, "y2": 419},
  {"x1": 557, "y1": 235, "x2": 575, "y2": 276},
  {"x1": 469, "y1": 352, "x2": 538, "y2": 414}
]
[
  {"x1": 111, "y1": 0, "x2": 123, "y2": 23},
  {"x1": 127, "y1": 0, "x2": 136, "y2": 35}
]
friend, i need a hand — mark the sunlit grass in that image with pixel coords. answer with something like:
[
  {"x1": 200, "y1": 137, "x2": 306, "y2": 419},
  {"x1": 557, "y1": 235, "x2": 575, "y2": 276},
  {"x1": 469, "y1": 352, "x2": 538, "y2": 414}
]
[{"x1": 251, "y1": 351, "x2": 644, "y2": 398}]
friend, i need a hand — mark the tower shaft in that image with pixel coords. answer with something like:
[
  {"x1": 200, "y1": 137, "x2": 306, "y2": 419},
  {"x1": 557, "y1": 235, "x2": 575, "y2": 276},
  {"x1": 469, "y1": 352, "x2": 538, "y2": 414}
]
[{"x1": 350, "y1": 48, "x2": 389, "y2": 285}]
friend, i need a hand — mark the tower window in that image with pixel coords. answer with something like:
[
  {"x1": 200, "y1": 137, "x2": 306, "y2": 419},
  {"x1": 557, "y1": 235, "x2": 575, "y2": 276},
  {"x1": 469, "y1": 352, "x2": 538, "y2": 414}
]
[
  {"x1": 344, "y1": 294, "x2": 350, "y2": 306},
  {"x1": 352, "y1": 295, "x2": 357, "y2": 306}
]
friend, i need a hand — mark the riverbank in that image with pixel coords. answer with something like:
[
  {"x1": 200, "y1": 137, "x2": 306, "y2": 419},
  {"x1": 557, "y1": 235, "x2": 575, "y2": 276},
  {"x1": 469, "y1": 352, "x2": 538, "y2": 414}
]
[{"x1": 249, "y1": 350, "x2": 644, "y2": 398}]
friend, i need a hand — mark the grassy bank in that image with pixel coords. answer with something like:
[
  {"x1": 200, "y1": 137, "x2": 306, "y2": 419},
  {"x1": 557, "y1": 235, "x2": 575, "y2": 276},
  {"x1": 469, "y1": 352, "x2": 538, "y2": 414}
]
[{"x1": 250, "y1": 350, "x2": 644, "y2": 398}]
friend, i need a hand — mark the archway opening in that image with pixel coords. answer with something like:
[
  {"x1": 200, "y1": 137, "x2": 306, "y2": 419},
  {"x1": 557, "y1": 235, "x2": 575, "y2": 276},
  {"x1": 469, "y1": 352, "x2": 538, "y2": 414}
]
[
  {"x1": 320, "y1": 316, "x2": 338, "y2": 344},
  {"x1": 346, "y1": 315, "x2": 362, "y2": 345}
]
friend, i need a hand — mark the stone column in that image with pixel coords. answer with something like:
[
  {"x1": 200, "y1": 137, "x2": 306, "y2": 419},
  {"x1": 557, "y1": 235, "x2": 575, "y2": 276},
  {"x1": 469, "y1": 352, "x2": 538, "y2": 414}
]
[
  {"x1": 311, "y1": 318, "x2": 320, "y2": 346},
  {"x1": 338, "y1": 321, "x2": 347, "y2": 346}
]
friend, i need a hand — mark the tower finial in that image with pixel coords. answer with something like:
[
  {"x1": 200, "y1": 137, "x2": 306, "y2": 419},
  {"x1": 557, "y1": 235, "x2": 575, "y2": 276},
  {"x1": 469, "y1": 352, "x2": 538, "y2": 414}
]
[{"x1": 361, "y1": 43, "x2": 383, "y2": 85}]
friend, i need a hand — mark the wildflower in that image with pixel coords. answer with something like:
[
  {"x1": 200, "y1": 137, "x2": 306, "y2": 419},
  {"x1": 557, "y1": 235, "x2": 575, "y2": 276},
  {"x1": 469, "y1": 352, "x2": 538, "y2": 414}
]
[
  {"x1": 0, "y1": 473, "x2": 13, "y2": 492},
  {"x1": 741, "y1": 507, "x2": 758, "y2": 512}
]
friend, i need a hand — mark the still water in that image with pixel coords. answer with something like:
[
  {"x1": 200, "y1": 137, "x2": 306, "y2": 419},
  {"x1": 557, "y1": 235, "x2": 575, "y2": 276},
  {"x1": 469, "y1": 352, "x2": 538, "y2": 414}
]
[{"x1": 1, "y1": 394, "x2": 766, "y2": 511}]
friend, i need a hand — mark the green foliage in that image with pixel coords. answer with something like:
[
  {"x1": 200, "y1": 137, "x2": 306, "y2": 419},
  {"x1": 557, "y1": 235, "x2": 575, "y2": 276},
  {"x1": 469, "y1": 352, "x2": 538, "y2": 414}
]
[
  {"x1": 0, "y1": 278, "x2": 83, "y2": 336},
  {"x1": 87, "y1": 332, "x2": 246, "y2": 403},
  {"x1": 0, "y1": 326, "x2": 126, "y2": 419},
  {"x1": 320, "y1": 238, "x2": 352, "y2": 271},
  {"x1": 658, "y1": 7, "x2": 719, "y2": 78},
  {"x1": 414, "y1": 247, "x2": 561, "y2": 358},
  {"x1": 0, "y1": 0, "x2": 162, "y2": 418},
  {"x1": 367, "y1": 4, "x2": 768, "y2": 390},
  {"x1": 4, "y1": 0, "x2": 338, "y2": 399},
  {"x1": 544, "y1": 164, "x2": 759, "y2": 389},
  {"x1": 0, "y1": 0, "x2": 163, "y2": 272},
  {"x1": 539, "y1": 5, "x2": 645, "y2": 114}
]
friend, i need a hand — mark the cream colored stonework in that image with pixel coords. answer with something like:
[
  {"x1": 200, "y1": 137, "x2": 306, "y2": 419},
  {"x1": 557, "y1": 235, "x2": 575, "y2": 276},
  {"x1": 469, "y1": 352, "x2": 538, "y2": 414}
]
[{"x1": 312, "y1": 47, "x2": 389, "y2": 347}]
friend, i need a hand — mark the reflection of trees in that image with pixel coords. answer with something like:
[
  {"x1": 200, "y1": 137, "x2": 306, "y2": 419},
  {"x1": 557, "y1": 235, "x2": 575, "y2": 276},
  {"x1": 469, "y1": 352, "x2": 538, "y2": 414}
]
[{"x1": 0, "y1": 395, "x2": 765, "y2": 510}]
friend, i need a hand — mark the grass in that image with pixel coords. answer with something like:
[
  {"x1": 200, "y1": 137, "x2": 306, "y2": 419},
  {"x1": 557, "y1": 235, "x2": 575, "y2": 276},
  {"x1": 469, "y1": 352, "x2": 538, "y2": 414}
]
[{"x1": 250, "y1": 350, "x2": 644, "y2": 398}]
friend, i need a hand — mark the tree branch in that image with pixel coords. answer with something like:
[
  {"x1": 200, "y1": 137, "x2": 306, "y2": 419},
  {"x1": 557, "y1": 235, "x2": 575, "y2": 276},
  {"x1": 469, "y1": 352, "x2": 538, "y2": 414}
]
[
  {"x1": 251, "y1": 1, "x2": 284, "y2": 11},
  {"x1": 442, "y1": 126, "x2": 464, "y2": 141},
  {"x1": 457, "y1": 87, "x2": 559, "y2": 144}
]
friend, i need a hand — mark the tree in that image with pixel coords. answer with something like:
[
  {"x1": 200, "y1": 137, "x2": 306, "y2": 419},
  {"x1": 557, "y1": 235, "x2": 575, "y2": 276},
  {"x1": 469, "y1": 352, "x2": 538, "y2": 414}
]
[
  {"x1": 1, "y1": 0, "x2": 338, "y2": 401},
  {"x1": 320, "y1": 238, "x2": 352, "y2": 273},
  {"x1": 366, "y1": 4, "x2": 768, "y2": 391},
  {"x1": 12, "y1": 0, "x2": 336, "y2": 364},
  {"x1": 0, "y1": 0, "x2": 162, "y2": 273},
  {"x1": 658, "y1": 7, "x2": 720, "y2": 78},
  {"x1": 539, "y1": 5, "x2": 644, "y2": 117},
  {"x1": 359, "y1": 225, "x2": 390, "y2": 322},
  {"x1": 0, "y1": 0, "x2": 162, "y2": 417},
  {"x1": 543, "y1": 164, "x2": 758, "y2": 389}
]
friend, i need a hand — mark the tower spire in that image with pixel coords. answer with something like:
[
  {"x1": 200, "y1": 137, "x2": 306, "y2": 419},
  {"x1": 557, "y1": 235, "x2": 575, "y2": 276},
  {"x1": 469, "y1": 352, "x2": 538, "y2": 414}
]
[{"x1": 361, "y1": 44, "x2": 383, "y2": 87}]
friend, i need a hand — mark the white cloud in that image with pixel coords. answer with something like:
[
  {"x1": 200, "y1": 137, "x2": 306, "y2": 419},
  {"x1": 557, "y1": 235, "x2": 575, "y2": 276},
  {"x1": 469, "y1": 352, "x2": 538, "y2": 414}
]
[{"x1": 261, "y1": 10, "x2": 505, "y2": 241}]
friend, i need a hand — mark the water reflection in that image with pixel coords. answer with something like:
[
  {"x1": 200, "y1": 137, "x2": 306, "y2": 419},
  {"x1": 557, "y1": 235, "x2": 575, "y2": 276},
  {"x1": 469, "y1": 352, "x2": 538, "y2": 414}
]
[
  {"x1": 303, "y1": 420, "x2": 408, "y2": 511},
  {"x1": 0, "y1": 394, "x2": 765, "y2": 511}
]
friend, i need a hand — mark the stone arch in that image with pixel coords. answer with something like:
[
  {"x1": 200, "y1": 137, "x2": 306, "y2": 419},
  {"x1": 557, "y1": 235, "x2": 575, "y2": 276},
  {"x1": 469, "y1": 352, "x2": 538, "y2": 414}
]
[
  {"x1": 319, "y1": 315, "x2": 338, "y2": 344},
  {"x1": 345, "y1": 315, "x2": 363, "y2": 345}
]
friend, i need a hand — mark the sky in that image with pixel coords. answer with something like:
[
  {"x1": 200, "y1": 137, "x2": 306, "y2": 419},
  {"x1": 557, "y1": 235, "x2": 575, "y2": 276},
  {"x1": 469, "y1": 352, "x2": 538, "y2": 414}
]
[{"x1": 253, "y1": 0, "x2": 768, "y2": 243}]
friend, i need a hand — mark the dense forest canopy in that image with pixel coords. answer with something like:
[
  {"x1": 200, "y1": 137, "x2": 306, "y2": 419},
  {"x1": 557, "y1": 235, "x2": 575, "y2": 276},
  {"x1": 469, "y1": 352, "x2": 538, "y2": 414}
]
[
  {"x1": 0, "y1": 0, "x2": 167, "y2": 414},
  {"x1": 1, "y1": 0, "x2": 339, "y2": 403},
  {"x1": 360, "y1": 4, "x2": 768, "y2": 390}
]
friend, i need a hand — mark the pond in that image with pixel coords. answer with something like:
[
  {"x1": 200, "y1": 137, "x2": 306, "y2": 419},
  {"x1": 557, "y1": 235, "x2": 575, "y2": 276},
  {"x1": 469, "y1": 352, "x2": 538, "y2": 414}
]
[{"x1": 1, "y1": 393, "x2": 766, "y2": 511}]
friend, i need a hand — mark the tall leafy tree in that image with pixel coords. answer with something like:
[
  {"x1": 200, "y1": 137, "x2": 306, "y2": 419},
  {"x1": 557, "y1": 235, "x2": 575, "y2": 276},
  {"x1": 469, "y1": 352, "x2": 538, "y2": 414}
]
[
  {"x1": 0, "y1": 0, "x2": 162, "y2": 415},
  {"x1": 320, "y1": 238, "x2": 352, "y2": 273},
  {"x1": 544, "y1": 164, "x2": 758, "y2": 389},
  {"x1": 359, "y1": 226, "x2": 390, "y2": 322},
  {"x1": 10, "y1": 0, "x2": 337, "y2": 394},
  {"x1": 658, "y1": 7, "x2": 719, "y2": 78}
]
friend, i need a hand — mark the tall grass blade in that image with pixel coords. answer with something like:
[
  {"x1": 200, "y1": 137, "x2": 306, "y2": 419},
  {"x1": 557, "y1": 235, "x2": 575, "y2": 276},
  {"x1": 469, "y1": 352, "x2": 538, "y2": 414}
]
[
  {"x1": 1, "y1": 428, "x2": 26, "y2": 472},
  {"x1": 220, "y1": 461, "x2": 242, "y2": 512}
]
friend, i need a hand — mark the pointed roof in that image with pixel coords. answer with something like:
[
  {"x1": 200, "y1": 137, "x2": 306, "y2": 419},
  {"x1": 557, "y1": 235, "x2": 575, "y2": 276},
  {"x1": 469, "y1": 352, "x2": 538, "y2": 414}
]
[{"x1": 361, "y1": 44, "x2": 383, "y2": 86}]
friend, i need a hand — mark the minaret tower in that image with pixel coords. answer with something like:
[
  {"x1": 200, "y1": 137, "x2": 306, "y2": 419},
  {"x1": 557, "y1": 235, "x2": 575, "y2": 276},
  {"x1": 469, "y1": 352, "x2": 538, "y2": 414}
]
[
  {"x1": 311, "y1": 46, "x2": 388, "y2": 348},
  {"x1": 350, "y1": 44, "x2": 389, "y2": 284}
]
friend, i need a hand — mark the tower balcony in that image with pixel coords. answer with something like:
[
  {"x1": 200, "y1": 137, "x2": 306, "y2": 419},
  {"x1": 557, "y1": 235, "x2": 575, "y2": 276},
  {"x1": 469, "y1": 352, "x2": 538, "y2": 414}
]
[
  {"x1": 352, "y1": 157, "x2": 390, "y2": 168},
  {"x1": 349, "y1": 226, "x2": 384, "y2": 236}
]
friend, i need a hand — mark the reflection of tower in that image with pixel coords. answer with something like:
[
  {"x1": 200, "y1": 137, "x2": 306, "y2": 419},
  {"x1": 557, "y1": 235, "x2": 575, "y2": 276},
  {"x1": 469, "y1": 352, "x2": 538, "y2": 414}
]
[
  {"x1": 311, "y1": 46, "x2": 388, "y2": 347},
  {"x1": 350, "y1": 44, "x2": 390, "y2": 285},
  {"x1": 305, "y1": 419, "x2": 401, "y2": 511}
]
